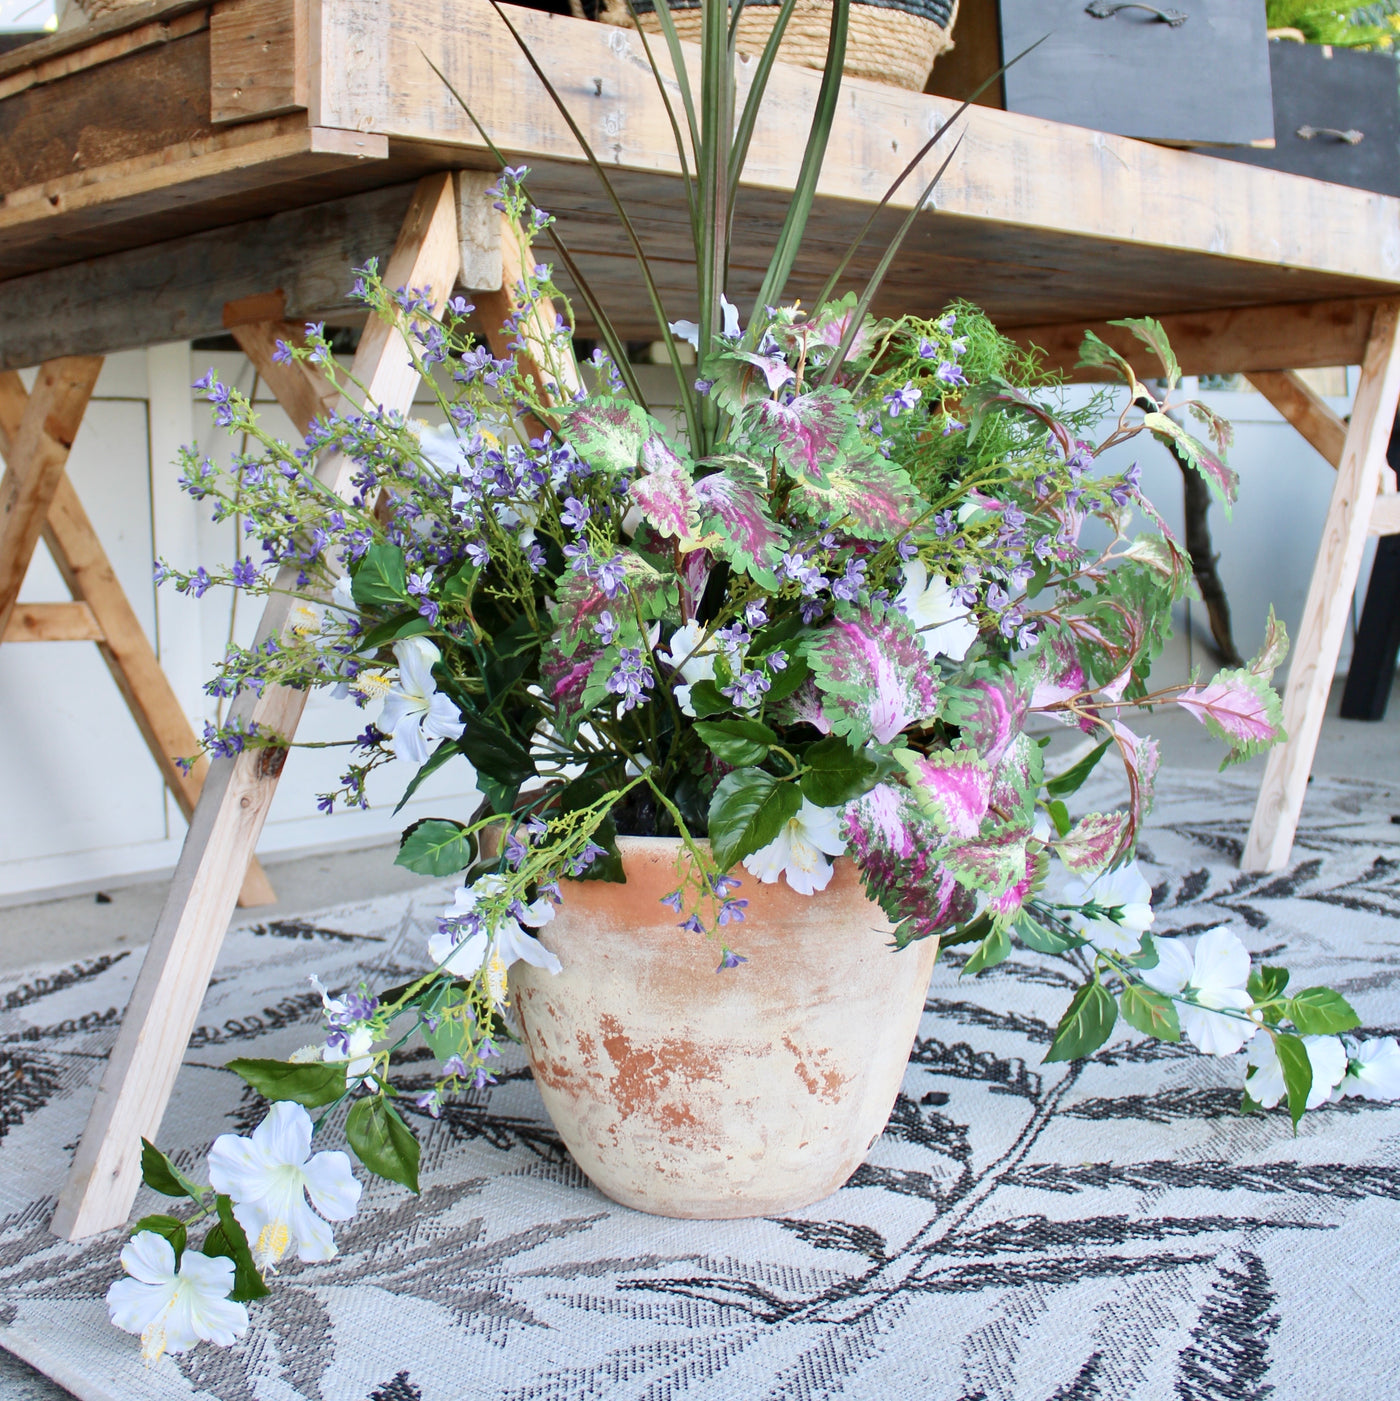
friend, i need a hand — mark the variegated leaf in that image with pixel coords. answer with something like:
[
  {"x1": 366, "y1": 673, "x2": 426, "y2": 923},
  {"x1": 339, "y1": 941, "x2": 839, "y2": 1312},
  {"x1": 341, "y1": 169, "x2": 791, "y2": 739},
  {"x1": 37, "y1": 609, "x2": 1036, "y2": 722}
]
[
  {"x1": 694, "y1": 455, "x2": 789, "y2": 589},
  {"x1": 806, "y1": 602, "x2": 941, "y2": 747},
  {"x1": 628, "y1": 453, "x2": 700, "y2": 542},
  {"x1": 746, "y1": 386, "x2": 858, "y2": 487},
  {"x1": 941, "y1": 822, "x2": 1033, "y2": 899},
  {"x1": 1143, "y1": 410, "x2": 1238, "y2": 511},
  {"x1": 1056, "y1": 811, "x2": 1130, "y2": 875},
  {"x1": 894, "y1": 748, "x2": 994, "y2": 840},
  {"x1": 789, "y1": 446, "x2": 923, "y2": 542},
  {"x1": 1248, "y1": 606, "x2": 1289, "y2": 683},
  {"x1": 944, "y1": 676, "x2": 1026, "y2": 767},
  {"x1": 1173, "y1": 667, "x2": 1285, "y2": 767},
  {"x1": 560, "y1": 397, "x2": 652, "y2": 474}
]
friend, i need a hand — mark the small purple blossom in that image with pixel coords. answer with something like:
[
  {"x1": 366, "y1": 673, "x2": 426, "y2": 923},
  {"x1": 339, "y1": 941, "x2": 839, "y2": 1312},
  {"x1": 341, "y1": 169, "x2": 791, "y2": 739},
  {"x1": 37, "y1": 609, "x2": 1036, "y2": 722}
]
[
  {"x1": 678, "y1": 914, "x2": 705, "y2": 935},
  {"x1": 660, "y1": 890, "x2": 685, "y2": 912},
  {"x1": 415, "y1": 1090, "x2": 442, "y2": 1118},
  {"x1": 744, "y1": 601, "x2": 769, "y2": 629},
  {"x1": 596, "y1": 553, "x2": 629, "y2": 599},
  {"x1": 716, "y1": 947, "x2": 748, "y2": 971},
  {"x1": 884, "y1": 382, "x2": 922, "y2": 417},
  {"x1": 933, "y1": 510, "x2": 957, "y2": 537},
  {"x1": 442, "y1": 1055, "x2": 469, "y2": 1078},
  {"x1": 231, "y1": 558, "x2": 257, "y2": 588},
  {"x1": 718, "y1": 899, "x2": 748, "y2": 926},
  {"x1": 935, "y1": 361, "x2": 968, "y2": 388},
  {"x1": 560, "y1": 496, "x2": 591, "y2": 530},
  {"x1": 606, "y1": 647, "x2": 654, "y2": 710},
  {"x1": 594, "y1": 609, "x2": 618, "y2": 645}
]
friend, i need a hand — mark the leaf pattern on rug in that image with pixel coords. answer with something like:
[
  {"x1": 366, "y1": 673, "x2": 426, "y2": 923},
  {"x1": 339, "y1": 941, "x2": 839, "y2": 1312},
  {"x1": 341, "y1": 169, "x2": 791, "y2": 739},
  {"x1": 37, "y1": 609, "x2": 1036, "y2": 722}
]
[{"x1": 1, "y1": 777, "x2": 1399, "y2": 1399}]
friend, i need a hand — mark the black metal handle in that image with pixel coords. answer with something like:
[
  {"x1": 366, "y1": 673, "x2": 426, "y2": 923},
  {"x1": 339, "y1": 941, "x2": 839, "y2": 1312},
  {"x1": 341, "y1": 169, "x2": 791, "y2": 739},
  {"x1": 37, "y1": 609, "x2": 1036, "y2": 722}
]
[
  {"x1": 1296, "y1": 125, "x2": 1365, "y2": 145},
  {"x1": 1085, "y1": 1, "x2": 1189, "y2": 25}
]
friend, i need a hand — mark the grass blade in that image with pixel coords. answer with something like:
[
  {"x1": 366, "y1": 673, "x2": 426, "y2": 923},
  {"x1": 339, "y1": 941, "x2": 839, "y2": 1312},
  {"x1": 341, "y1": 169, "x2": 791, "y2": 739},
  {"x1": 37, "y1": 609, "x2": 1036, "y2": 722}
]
[
  {"x1": 750, "y1": 0, "x2": 849, "y2": 325},
  {"x1": 486, "y1": 0, "x2": 699, "y2": 445},
  {"x1": 418, "y1": 49, "x2": 649, "y2": 409},
  {"x1": 813, "y1": 37, "x2": 1046, "y2": 310},
  {"x1": 727, "y1": 0, "x2": 799, "y2": 221},
  {"x1": 642, "y1": 0, "x2": 700, "y2": 177},
  {"x1": 621, "y1": 0, "x2": 700, "y2": 251},
  {"x1": 816, "y1": 133, "x2": 965, "y2": 387}
]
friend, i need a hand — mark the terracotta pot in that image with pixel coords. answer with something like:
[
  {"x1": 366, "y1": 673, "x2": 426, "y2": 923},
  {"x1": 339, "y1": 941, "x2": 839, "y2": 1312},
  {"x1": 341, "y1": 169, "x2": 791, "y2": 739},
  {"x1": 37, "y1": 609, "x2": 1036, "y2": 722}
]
[{"x1": 512, "y1": 837, "x2": 937, "y2": 1218}]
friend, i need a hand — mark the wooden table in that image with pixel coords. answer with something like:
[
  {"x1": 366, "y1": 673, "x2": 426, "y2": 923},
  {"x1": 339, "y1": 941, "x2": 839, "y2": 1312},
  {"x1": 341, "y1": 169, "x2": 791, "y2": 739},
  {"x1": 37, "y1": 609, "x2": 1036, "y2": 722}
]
[{"x1": 3, "y1": 0, "x2": 1399, "y2": 1240}]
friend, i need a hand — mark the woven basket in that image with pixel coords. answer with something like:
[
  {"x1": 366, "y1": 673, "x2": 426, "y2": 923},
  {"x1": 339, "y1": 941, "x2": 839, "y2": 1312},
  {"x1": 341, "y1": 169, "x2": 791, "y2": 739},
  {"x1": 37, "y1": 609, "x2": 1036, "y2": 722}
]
[{"x1": 586, "y1": 0, "x2": 958, "y2": 92}]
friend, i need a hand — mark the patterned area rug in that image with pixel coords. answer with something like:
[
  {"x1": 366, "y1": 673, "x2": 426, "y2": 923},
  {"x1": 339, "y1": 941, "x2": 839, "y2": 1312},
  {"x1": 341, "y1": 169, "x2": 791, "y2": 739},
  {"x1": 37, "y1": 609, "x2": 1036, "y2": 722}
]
[{"x1": 3, "y1": 770, "x2": 1400, "y2": 1401}]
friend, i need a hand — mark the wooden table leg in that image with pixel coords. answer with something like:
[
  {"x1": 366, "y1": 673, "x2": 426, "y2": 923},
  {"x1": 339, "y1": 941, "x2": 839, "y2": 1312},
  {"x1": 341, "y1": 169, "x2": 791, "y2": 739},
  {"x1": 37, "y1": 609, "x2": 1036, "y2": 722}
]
[
  {"x1": 50, "y1": 172, "x2": 464, "y2": 1242},
  {"x1": 1243, "y1": 302, "x2": 1400, "y2": 872}
]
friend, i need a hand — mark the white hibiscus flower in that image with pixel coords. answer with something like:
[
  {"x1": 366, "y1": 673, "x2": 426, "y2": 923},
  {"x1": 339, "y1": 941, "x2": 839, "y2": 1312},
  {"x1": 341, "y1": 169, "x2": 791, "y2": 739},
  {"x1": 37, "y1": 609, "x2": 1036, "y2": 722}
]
[
  {"x1": 1142, "y1": 926, "x2": 1259, "y2": 1056},
  {"x1": 657, "y1": 620, "x2": 719, "y2": 717},
  {"x1": 1060, "y1": 860, "x2": 1154, "y2": 956},
  {"x1": 1245, "y1": 1033, "x2": 1348, "y2": 1110},
  {"x1": 207, "y1": 1102, "x2": 361, "y2": 1269},
  {"x1": 106, "y1": 1232, "x2": 248, "y2": 1363},
  {"x1": 896, "y1": 559, "x2": 978, "y2": 663},
  {"x1": 742, "y1": 799, "x2": 848, "y2": 895},
  {"x1": 375, "y1": 636, "x2": 466, "y2": 765},
  {"x1": 427, "y1": 873, "x2": 561, "y2": 979}
]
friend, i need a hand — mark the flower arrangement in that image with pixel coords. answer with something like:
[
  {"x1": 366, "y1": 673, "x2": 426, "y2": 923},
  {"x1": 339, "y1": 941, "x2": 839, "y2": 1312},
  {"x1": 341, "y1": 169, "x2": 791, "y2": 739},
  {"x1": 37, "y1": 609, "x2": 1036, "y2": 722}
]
[{"x1": 108, "y1": 0, "x2": 1400, "y2": 1360}]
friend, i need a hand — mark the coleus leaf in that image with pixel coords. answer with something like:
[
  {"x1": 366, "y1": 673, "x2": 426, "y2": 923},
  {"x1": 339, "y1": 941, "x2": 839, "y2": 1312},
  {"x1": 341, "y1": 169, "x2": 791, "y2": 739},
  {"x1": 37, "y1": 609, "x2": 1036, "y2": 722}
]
[
  {"x1": 628, "y1": 439, "x2": 701, "y2": 542},
  {"x1": 1109, "y1": 315, "x2": 1181, "y2": 391},
  {"x1": 788, "y1": 445, "x2": 923, "y2": 542},
  {"x1": 1143, "y1": 410, "x2": 1239, "y2": 511},
  {"x1": 1174, "y1": 667, "x2": 1285, "y2": 768},
  {"x1": 1113, "y1": 719, "x2": 1160, "y2": 841},
  {"x1": 1248, "y1": 606, "x2": 1289, "y2": 684},
  {"x1": 559, "y1": 396, "x2": 652, "y2": 474},
  {"x1": 989, "y1": 733, "x2": 1043, "y2": 829},
  {"x1": 745, "y1": 385, "x2": 858, "y2": 488},
  {"x1": 805, "y1": 601, "x2": 940, "y2": 747},
  {"x1": 894, "y1": 748, "x2": 993, "y2": 840},
  {"x1": 1076, "y1": 330, "x2": 1150, "y2": 405},
  {"x1": 694, "y1": 455, "x2": 790, "y2": 589},
  {"x1": 554, "y1": 571, "x2": 611, "y2": 658},
  {"x1": 940, "y1": 822, "x2": 1032, "y2": 900},
  {"x1": 944, "y1": 675, "x2": 1026, "y2": 767},
  {"x1": 1054, "y1": 811, "x2": 1130, "y2": 875}
]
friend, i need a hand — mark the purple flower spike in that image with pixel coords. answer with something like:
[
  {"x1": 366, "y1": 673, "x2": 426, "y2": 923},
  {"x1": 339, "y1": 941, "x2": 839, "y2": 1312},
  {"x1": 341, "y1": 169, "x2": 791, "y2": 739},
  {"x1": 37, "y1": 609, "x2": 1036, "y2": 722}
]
[{"x1": 716, "y1": 947, "x2": 748, "y2": 972}]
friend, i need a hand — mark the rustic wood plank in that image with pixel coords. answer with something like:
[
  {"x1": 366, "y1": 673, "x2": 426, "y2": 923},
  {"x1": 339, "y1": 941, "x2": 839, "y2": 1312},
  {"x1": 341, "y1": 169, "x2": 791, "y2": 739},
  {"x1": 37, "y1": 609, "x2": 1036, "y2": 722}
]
[
  {"x1": 51, "y1": 171, "x2": 463, "y2": 1243},
  {"x1": 1370, "y1": 491, "x2": 1400, "y2": 537},
  {"x1": 1009, "y1": 299, "x2": 1382, "y2": 380},
  {"x1": 0, "y1": 180, "x2": 416, "y2": 371},
  {"x1": 0, "y1": 121, "x2": 388, "y2": 273},
  {"x1": 456, "y1": 170, "x2": 503, "y2": 294},
  {"x1": 3, "y1": 599, "x2": 103, "y2": 641},
  {"x1": 1248, "y1": 370, "x2": 1348, "y2": 469},
  {"x1": 210, "y1": 0, "x2": 307, "y2": 124},
  {"x1": 0, "y1": 6, "x2": 208, "y2": 102},
  {"x1": 1243, "y1": 301, "x2": 1400, "y2": 873},
  {"x1": 0, "y1": 0, "x2": 207, "y2": 83},
  {"x1": 0, "y1": 357, "x2": 104, "y2": 640}
]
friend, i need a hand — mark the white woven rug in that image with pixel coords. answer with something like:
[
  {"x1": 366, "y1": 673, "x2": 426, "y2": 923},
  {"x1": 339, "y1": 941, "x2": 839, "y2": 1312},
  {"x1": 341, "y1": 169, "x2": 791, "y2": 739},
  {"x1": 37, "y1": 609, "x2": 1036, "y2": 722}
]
[{"x1": 3, "y1": 770, "x2": 1400, "y2": 1401}]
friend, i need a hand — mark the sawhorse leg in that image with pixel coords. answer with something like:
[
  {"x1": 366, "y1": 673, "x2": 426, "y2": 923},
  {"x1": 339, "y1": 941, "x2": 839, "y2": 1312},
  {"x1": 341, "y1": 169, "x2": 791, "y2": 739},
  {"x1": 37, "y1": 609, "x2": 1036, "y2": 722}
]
[
  {"x1": 0, "y1": 365, "x2": 276, "y2": 907},
  {"x1": 1244, "y1": 301, "x2": 1400, "y2": 872}
]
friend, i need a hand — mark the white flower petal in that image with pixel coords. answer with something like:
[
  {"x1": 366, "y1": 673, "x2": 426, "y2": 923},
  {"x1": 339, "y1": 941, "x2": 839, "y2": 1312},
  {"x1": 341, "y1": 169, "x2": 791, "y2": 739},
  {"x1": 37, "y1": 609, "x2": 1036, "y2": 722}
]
[
  {"x1": 251, "y1": 1101, "x2": 313, "y2": 1170},
  {"x1": 1339, "y1": 1036, "x2": 1400, "y2": 1100},
  {"x1": 1191, "y1": 926, "x2": 1252, "y2": 996},
  {"x1": 106, "y1": 1275, "x2": 177, "y2": 1337},
  {"x1": 300, "y1": 1150, "x2": 362, "y2": 1222},
  {"x1": 1245, "y1": 1036, "x2": 1287, "y2": 1109},
  {"x1": 119, "y1": 1230, "x2": 178, "y2": 1286},
  {"x1": 207, "y1": 1133, "x2": 275, "y2": 1205},
  {"x1": 1304, "y1": 1034, "x2": 1348, "y2": 1108},
  {"x1": 390, "y1": 711, "x2": 431, "y2": 766},
  {"x1": 1140, "y1": 937, "x2": 1194, "y2": 996}
]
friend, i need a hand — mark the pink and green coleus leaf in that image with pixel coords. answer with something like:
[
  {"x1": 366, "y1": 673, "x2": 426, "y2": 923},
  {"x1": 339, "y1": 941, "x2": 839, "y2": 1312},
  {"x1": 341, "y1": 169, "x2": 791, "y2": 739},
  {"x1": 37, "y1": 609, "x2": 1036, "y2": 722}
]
[
  {"x1": 628, "y1": 450, "x2": 700, "y2": 542},
  {"x1": 1113, "y1": 719, "x2": 1160, "y2": 838},
  {"x1": 1173, "y1": 666, "x2": 1285, "y2": 767},
  {"x1": 559, "y1": 397, "x2": 653, "y2": 475},
  {"x1": 805, "y1": 601, "x2": 940, "y2": 747},
  {"x1": 745, "y1": 385, "x2": 859, "y2": 488},
  {"x1": 990, "y1": 732, "x2": 1044, "y2": 829},
  {"x1": 1143, "y1": 410, "x2": 1239, "y2": 512},
  {"x1": 940, "y1": 821, "x2": 1033, "y2": 899},
  {"x1": 553, "y1": 570, "x2": 611, "y2": 657},
  {"x1": 788, "y1": 446, "x2": 923, "y2": 542},
  {"x1": 693, "y1": 455, "x2": 789, "y2": 589},
  {"x1": 894, "y1": 748, "x2": 993, "y2": 840},
  {"x1": 1247, "y1": 606, "x2": 1289, "y2": 684},
  {"x1": 843, "y1": 781, "x2": 974, "y2": 939},
  {"x1": 1055, "y1": 811, "x2": 1130, "y2": 875},
  {"x1": 944, "y1": 675, "x2": 1027, "y2": 767}
]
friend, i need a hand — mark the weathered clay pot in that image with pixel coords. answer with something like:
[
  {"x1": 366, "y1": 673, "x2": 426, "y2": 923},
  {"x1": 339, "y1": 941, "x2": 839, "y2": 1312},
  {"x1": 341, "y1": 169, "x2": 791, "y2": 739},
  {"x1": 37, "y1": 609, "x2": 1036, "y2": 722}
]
[{"x1": 511, "y1": 837, "x2": 937, "y2": 1218}]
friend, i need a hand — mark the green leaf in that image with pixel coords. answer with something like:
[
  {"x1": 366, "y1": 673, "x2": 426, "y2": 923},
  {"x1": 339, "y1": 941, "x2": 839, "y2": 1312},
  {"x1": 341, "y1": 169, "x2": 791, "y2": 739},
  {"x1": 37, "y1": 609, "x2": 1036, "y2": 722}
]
[
  {"x1": 203, "y1": 1195, "x2": 270, "y2": 1301},
  {"x1": 395, "y1": 819, "x2": 476, "y2": 877},
  {"x1": 763, "y1": 652, "x2": 811, "y2": 704},
  {"x1": 1013, "y1": 911, "x2": 1081, "y2": 954},
  {"x1": 393, "y1": 738, "x2": 463, "y2": 815},
  {"x1": 1119, "y1": 983, "x2": 1181, "y2": 1042},
  {"x1": 694, "y1": 718, "x2": 778, "y2": 767},
  {"x1": 1044, "y1": 980, "x2": 1119, "y2": 1062},
  {"x1": 351, "y1": 542, "x2": 408, "y2": 609},
  {"x1": 439, "y1": 560, "x2": 476, "y2": 607},
  {"x1": 226, "y1": 1058, "x2": 348, "y2": 1109},
  {"x1": 962, "y1": 923, "x2": 1011, "y2": 976},
  {"x1": 1247, "y1": 964, "x2": 1290, "y2": 1004},
  {"x1": 800, "y1": 736, "x2": 879, "y2": 807},
  {"x1": 1285, "y1": 987, "x2": 1361, "y2": 1036},
  {"x1": 685, "y1": 678, "x2": 731, "y2": 718},
  {"x1": 1110, "y1": 315, "x2": 1181, "y2": 391},
  {"x1": 140, "y1": 1139, "x2": 204, "y2": 1202},
  {"x1": 346, "y1": 1096, "x2": 420, "y2": 1193},
  {"x1": 707, "y1": 768, "x2": 803, "y2": 871},
  {"x1": 1045, "y1": 800, "x2": 1071, "y2": 838},
  {"x1": 457, "y1": 717, "x2": 535, "y2": 786},
  {"x1": 1045, "y1": 740, "x2": 1112, "y2": 798},
  {"x1": 358, "y1": 609, "x2": 425, "y2": 652},
  {"x1": 1273, "y1": 1032, "x2": 1313, "y2": 1130},
  {"x1": 133, "y1": 1213, "x2": 187, "y2": 1261}
]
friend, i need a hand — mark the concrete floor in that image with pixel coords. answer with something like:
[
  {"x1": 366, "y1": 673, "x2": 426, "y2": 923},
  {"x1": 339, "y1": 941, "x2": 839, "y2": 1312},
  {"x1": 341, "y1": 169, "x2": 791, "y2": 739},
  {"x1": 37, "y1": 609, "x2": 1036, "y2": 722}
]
[{"x1": 3, "y1": 654, "x2": 1400, "y2": 1399}]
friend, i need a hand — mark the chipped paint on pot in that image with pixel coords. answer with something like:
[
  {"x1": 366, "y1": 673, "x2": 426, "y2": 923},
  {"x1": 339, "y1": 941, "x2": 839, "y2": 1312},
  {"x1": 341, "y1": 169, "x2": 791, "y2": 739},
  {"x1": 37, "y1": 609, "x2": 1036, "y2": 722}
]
[{"x1": 512, "y1": 836, "x2": 938, "y2": 1219}]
